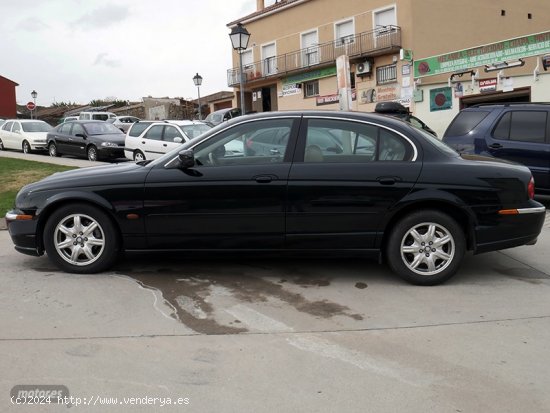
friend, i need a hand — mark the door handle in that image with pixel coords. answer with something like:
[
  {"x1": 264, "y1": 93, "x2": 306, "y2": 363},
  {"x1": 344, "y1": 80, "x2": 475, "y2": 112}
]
[
  {"x1": 377, "y1": 176, "x2": 400, "y2": 185},
  {"x1": 254, "y1": 175, "x2": 275, "y2": 183},
  {"x1": 141, "y1": 141, "x2": 146, "y2": 144},
  {"x1": 489, "y1": 143, "x2": 503, "y2": 149},
  {"x1": 163, "y1": 143, "x2": 167, "y2": 147}
]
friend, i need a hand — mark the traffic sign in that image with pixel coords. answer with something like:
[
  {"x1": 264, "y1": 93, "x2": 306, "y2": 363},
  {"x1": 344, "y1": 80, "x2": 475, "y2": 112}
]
[{"x1": 26, "y1": 102, "x2": 36, "y2": 111}]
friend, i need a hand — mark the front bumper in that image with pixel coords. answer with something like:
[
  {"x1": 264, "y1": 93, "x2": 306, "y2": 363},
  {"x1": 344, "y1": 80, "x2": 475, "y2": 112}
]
[
  {"x1": 5, "y1": 211, "x2": 43, "y2": 256},
  {"x1": 98, "y1": 146, "x2": 125, "y2": 159}
]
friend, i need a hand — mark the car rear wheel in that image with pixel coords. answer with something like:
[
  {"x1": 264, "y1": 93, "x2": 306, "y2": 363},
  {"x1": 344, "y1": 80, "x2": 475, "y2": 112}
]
[
  {"x1": 22, "y1": 140, "x2": 31, "y2": 154},
  {"x1": 48, "y1": 142, "x2": 61, "y2": 157},
  {"x1": 386, "y1": 210, "x2": 465, "y2": 285},
  {"x1": 87, "y1": 145, "x2": 98, "y2": 161},
  {"x1": 133, "y1": 150, "x2": 145, "y2": 162},
  {"x1": 43, "y1": 203, "x2": 119, "y2": 273},
  {"x1": 0, "y1": 138, "x2": 4, "y2": 150}
]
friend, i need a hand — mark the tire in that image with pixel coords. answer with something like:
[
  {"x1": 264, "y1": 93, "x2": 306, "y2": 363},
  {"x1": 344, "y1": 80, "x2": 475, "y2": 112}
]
[
  {"x1": 22, "y1": 140, "x2": 32, "y2": 154},
  {"x1": 87, "y1": 145, "x2": 98, "y2": 161},
  {"x1": 43, "y1": 203, "x2": 120, "y2": 273},
  {"x1": 0, "y1": 138, "x2": 4, "y2": 151},
  {"x1": 48, "y1": 142, "x2": 61, "y2": 157},
  {"x1": 386, "y1": 210, "x2": 465, "y2": 286},
  {"x1": 133, "y1": 150, "x2": 145, "y2": 162}
]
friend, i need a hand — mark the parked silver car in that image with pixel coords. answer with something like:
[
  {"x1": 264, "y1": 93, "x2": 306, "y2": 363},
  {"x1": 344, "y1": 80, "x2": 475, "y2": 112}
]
[{"x1": 107, "y1": 116, "x2": 141, "y2": 133}]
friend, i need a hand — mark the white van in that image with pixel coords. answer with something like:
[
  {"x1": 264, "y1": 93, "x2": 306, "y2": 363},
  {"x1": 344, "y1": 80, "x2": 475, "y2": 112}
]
[{"x1": 78, "y1": 111, "x2": 116, "y2": 121}]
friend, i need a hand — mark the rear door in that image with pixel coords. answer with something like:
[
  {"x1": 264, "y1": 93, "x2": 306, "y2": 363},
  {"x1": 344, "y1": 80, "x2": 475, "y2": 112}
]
[
  {"x1": 286, "y1": 116, "x2": 422, "y2": 249},
  {"x1": 487, "y1": 110, "x2": 550, "y2": 190},
  {"x1": 140, "y1": 125, "x2": 165, "y2": 159},
  {"x1": 1, "y1": 121, "x2": 15, "y2": 149},
  {"x1": 53, "y1": 123, "x2": 74, "y2": 153}
]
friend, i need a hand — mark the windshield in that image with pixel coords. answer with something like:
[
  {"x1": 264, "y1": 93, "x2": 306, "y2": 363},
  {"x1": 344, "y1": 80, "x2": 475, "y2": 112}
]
[
  {"x1": 22, "y1": 122, "x2": 52, "y2": 132},
  {"x1": 181, "y1": 124, "x2": 212, "y2": 139},
  {"x1": 84, "y1": 122, "x2": 124, "y2": 135}
]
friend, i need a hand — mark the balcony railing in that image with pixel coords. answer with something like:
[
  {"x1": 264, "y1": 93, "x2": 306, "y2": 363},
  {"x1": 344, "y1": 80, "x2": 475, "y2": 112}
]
[{"x1": 227, "y1": 25, "x2": 401, "y2": 87}]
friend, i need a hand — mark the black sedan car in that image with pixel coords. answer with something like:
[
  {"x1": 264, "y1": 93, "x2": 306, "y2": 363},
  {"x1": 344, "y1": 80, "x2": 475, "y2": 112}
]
[
  {"x1": 47, "y1": 120, "x2": 125, "y2": 161},
  {"x1": 6, "y1": 111, "x2": 546, "y2": 285}
]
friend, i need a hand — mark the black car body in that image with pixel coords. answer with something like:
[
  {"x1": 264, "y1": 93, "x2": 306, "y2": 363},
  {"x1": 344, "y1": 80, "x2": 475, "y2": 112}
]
[
  {"x1": 442, "y1": 103, "x2": 550, "y2": 194},
  {"x1": 6, "y1": 111, "x2": 545, "y2": 285},
  {"x1": 47, "y1": 120, "x2": 126, "y2": 161}
]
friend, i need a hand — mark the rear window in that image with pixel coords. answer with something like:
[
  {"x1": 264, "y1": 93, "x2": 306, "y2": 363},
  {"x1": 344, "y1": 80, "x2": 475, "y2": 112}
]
[{"x1": 444, "y1": 111, "x2": 490, "y2": 137}]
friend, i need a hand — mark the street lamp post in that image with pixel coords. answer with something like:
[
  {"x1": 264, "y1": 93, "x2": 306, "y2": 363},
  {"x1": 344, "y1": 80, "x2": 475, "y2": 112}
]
[
  {"x1": 229, "y1": 23, "x2": 251, "y2": 115},
  {"x1": 192, "y1": 73, "x2": 203, "y2": 120},
  {"x1": 31, "y1": 90, "x2": 37, "y2": 120}
]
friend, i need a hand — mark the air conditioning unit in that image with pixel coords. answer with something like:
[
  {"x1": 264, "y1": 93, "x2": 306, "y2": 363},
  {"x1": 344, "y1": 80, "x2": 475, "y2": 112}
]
[{"x1": 356, "y1": 60, "x2": 372, "y2": 76}]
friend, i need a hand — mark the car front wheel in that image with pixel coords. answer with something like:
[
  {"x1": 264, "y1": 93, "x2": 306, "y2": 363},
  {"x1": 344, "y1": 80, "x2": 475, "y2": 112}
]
[
  {"x1": 22, "y1": 140, "x2": 31, "y2": 154},
  {"x1": 386, "y1": 210, "x2": 465, "y2": 286},
  {"x1": 87, "y1": 145, "x2": 98, "y2": 161},
  {"x1": 43, "y1": 203, "x2": 119, "y2": 273}
]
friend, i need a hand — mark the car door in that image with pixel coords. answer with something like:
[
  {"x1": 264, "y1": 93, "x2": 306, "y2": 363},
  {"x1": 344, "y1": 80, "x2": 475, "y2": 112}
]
[
  {"x1": 10, "y1": 121, "x2": 23, "y2": 150},
  {"x1": 143, "y1": 117, "x2": 300, "y2": 249},
  {"x1": 66, "y1": 123, "x2": 88, "y2": 156},
  {"x1": 487, "y1": 110, "x2": 550, "y2": 190},
  {"x1": 161, "y1": 125, "x2": 185, "y2": 153},
  {"x1": 52, "y1": 123, "x2": 74, "y2": 153},
  {"x1": 140, "y1": 125, "x2": 165, "y2": 159},
  {"x1": 1, "y1": 121, "x2": 15, "y2": 149},
  {"x1": 286, "y1": 116, "x2": 422, "y2": 249}
]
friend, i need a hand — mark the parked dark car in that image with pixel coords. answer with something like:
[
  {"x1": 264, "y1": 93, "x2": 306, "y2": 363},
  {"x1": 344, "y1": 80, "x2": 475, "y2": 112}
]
[
  {"x1": 47, "y1": 120, "x2": 126, "y2": 161},
  {"x1": 443, "y1": 103, "x2": 550, "y2": 194},
  {"x1": 6, "y1": 111, "x2": 545, "y2": 285},
  {"x1": 375, "y1": 101, "x2": 437, "y2": 137}
]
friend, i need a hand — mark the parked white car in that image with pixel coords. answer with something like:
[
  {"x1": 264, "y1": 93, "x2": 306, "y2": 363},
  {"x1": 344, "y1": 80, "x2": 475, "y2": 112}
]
[
  {"x1": 0, "y1": 119, "x2": 53, "y2": 153},
  {"x1": 124, "y1": 120, "x2": 211, "y2": 161}
]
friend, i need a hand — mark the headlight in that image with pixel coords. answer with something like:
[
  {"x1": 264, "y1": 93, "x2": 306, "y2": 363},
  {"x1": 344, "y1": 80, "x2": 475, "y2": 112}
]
[{"x1": 101, "y1": 142, "x2": 119, "y2": 147}]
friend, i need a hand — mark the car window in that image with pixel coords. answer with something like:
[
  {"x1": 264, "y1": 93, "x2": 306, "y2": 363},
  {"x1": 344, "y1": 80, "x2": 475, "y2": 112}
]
[
  {"x1": 444, "y1": 110, "x2": 490, "y2": 137},
  {"x1": 163, "y1": 126, "x2": 183, "y2": 142},
  {"x1": 22, "y1": 121, "x2": 52, "y2": 132},
  {"x1": 181, "y1": 124, "x2": 211, "y2": 139},
  {"x1": 2, "y1": 121, "x2": 12, "y2": 131},
  {"x1": 144, "y1": 125, "x2": 164, "y2": 141},
  {"x1": 509, "y1": 111, "x2": 547, "y2": 143},
  {"x1": 193, "y1": 119, "x2": 294, "y2": 166},
  {"x1": 492, "y1": 112, "x2": 511, "y2": 140},
  {"x1": 92, "y1": 114, "x2": 110, "y2": 121},
  {"x1": 84, "y1": 122, "x2": 123, "y2": 135},
  {"x1": 304, "y1": 119, "x2": 409, "y2": 163},
  {"x1": 72, "y1": 124, "x2": 85, "y2": 136},
  {"x1": 58, "y1": 123, "x2": 72, "y2": 134},
  {"x1": 12, "y1": 123, "x2": 21, "y2": 133},
  {"x1": 129, "y1": 122, "x2": 153, "y2": 137}
]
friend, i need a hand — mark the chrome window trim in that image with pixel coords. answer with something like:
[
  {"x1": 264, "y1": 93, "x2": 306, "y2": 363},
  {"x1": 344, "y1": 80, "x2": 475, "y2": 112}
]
[{"x1": 302, "y1": 115, "x2": 419, "y2": 161}]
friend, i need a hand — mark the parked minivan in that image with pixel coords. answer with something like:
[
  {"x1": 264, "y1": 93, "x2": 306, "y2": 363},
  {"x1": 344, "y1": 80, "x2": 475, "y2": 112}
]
[
  {"x1": 443, "y1": 103, "x2": 550, "y2": 193},
  {"x1": 79, "y1": 111, "x2": 117, "y2": 121}
]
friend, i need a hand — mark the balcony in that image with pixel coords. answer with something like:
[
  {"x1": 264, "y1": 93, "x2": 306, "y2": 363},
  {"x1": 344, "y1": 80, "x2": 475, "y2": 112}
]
[{"x1": 227, "y1": 25, "x2": 401, "y2": 87}]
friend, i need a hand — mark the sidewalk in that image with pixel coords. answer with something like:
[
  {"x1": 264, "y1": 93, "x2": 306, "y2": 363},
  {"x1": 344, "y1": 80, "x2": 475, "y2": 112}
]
[{"x1": 0, "y1": 149, "x2": 109, "y2": 167}]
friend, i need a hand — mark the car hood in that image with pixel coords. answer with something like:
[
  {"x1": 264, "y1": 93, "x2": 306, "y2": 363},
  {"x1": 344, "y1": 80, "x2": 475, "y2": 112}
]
[{"x1": 23, "y1": 162, "x2": 149, "y2": 194}]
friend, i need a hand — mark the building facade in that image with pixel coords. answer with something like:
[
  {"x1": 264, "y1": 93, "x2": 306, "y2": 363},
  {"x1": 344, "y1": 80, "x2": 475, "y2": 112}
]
[
  {"x1": 227, "y1": 0, "x2": 550, "y2": 136},
  {"x1": 0, "y1": 75, "x2": 19, "y2": 119}
]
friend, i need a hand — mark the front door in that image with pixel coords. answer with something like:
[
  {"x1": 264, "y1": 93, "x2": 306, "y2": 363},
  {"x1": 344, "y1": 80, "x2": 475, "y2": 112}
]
[
  {"x1": 144, "y1": 117, "x2": 300, "y2": 249},
  {"x1": 286, "y1": 117, "x2": 422, "y2": 249}
]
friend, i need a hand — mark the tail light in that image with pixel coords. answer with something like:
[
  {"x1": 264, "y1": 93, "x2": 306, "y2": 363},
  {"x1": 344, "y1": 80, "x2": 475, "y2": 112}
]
[{"x1": 528, "y1": 176, "x2": 535, "y2": 200}]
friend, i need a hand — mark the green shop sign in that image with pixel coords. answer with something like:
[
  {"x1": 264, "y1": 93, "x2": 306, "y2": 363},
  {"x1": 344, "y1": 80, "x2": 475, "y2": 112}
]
[
  {"x1": 283, "y1": 66, "x2": 337, "y2": 85},
  {"x1": 414, "y1": 30, "x2": 550, "y2": 78}
]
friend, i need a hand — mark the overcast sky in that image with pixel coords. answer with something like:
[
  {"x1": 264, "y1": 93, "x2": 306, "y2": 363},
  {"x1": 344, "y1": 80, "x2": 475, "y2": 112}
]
[{"x1": 0, "y1": 0, "x2": 260, "y2": 107}]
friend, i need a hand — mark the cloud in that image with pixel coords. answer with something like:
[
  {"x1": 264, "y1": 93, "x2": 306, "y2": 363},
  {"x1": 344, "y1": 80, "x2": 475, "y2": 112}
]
[
  {"x1": 73, "y1": 5, "x2": 131, "y2": 30},
  {"x1": 93, "y1": 53, "x2": 120, "y2": 68},
  {"x1": 16, "y1": 17, "x2": 50, "y2": 32}
]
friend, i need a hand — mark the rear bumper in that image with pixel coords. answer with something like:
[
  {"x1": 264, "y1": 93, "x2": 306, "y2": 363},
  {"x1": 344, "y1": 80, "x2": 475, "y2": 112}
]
[{"x1": 474, "y1": 204, "x2": 546, "y2": 254}]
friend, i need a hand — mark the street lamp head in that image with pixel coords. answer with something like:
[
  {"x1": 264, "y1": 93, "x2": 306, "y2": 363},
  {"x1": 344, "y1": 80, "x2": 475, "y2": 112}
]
[
  {"x1": 31, "y1": 90, "x2": 38, "y2": 99},
  {"x1": 192, "y1": 73, "x2": 203, "y2": 87},
  {"x1": 229, "y1": 23, "x2": 251, "y2": 51}
]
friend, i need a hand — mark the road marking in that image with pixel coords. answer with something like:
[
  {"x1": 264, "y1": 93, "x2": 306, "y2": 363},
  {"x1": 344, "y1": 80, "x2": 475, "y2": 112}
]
[{"x1": 225, "y1": 304, "x2": 294, "y2": 333}]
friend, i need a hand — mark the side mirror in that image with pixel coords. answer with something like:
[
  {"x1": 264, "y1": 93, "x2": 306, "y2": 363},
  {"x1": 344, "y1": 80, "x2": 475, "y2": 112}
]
[
  {"x1": 173, "y1": 137, "x2": 183, "y2": 144},
  {"x1": 75, "y1": 133, "x2": 87, "y2": 139},
  {"x1": 178, "y1": 149, "x2": 195, "y2": 168}
]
